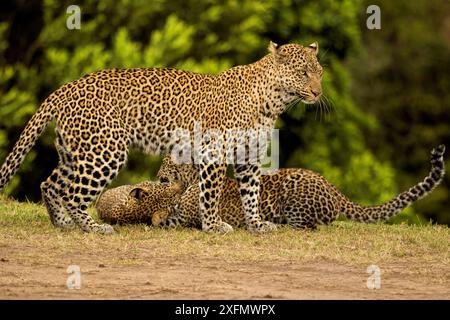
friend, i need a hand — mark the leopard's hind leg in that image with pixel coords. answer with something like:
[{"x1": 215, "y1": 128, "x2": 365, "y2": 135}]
[
  {"x1": 60, "y1": 142, "x2": 128, "y2": 234},
  {"x1": 41, "y1": 166, "x2": 76, "y2": 229},
  {"x1": 49, "y1": 121, "x2": 129, "y2": 234},
  {"x1": 40, "y1": 132, "x2": 75, "y2": 229}
]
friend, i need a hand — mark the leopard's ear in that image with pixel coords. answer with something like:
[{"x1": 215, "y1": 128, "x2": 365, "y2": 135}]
[
  {"x1": 268, "y1": 41, "x2": 279, "y2": 54},
  {"x1": 268, "y1": 41, "x2": 286, "y2": 63},
  {"x1": 129, "y1": 187, "x2": 145, "y2": 202},
  {"x1": 307, "y1": 41, "x2": 319, "y2": 55}
]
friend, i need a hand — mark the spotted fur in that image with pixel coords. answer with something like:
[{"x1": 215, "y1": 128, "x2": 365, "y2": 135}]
[
  {"x1": 0, "y1": 41, "x2": 322, "y2": 234},
  {"x1": 96, "y1": 181, "x2": 183, "y2": 225},
  {"x1": 151, "y1": 145, "x2": 445, "y2": 228}
]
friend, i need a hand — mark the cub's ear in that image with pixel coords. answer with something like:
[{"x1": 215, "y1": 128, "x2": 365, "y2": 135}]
[
  {"x1": 268, "y1": 41, "x2": 286, "y2": 63},
  {"x1": 129, "y1": 187, "x2": 145, "y2": 202},
  {"x1": 307, "y1": 42, "x2": 319, "y2": 55}
]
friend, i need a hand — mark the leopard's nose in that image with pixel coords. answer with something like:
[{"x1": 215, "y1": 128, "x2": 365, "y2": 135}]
[{"x1": 311, "y1": 88, "x2": 321, "y2": 97}]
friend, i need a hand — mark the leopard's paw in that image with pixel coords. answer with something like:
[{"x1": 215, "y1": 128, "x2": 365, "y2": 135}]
[
  {"x1": 92, "y1": 223, "x2": 115, "y2": 235},
  {"x1": 203, "y1": 221, "x2": 234, "y2": 234},
  {"x1": 54, "y1": 217, "x2": 77, "y2": 230},
  {"x1": 248, "y1": 221, "x2": 277, "y2": 234}
]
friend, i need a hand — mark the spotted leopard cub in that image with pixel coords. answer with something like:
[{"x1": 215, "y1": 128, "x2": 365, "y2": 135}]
[
  {"x1": 96, "y1": 181, "x2": 183, "y2": 225},
  {"x1": 152, "y1": 145, "x2": 446, "y2": 229}
]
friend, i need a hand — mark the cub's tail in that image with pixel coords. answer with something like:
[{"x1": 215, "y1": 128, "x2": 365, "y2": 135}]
[
  {"x1": 342, "y1": 145, "x2": 446, "y2": 222},
  {"x1": 0, "y1": 100, "x2": 53, "y2": 191}
]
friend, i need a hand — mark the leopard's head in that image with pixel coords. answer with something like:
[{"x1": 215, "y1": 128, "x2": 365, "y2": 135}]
[
  {"x1": 269, "y1": 41, "x2": 323, "y2": 104},
  {"x1": 126, "y1": 181, "x2": 183, "y2": 225},
  {"x1": 157, "y1": 155, "x2": 199, "y2": 187}
]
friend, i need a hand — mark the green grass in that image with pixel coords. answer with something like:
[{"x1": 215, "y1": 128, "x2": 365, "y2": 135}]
[{"x1": 1, "y1": 195, "x2": 449, "y2": 272}]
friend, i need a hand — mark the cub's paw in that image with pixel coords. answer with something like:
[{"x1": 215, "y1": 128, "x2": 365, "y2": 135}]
[
  {"x1": 203, "y1": 221, "x2": 234, "y2": 234},
  {"x1": 151, "y1": 210, "x2": 169, "y2": 226},
  {"x1": 248, "y1": 221, "x2": 277, "y2": 234}
]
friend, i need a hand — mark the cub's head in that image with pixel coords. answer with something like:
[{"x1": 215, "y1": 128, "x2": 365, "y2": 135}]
[
  {"x1": 157, "y1": 155, "x2": 199, "y2": 187},
  {"x1": 127, "y1": 181, "x2": 184, "y2": 225},
  {"x1": 269, "y1": 41, "x2": 323, "y2": 104}
]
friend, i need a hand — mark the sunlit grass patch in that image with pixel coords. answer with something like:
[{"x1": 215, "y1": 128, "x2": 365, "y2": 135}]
[{"x1": 0, "y1": 195, "x2": 448, "y2": 273}]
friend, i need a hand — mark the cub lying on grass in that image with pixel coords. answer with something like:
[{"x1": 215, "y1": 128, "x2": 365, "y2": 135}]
[
  {"x1": 97, "y1": 145, "x2": 445, "y2": 229},
  {"x1": 96, "y1": 181, "x2": 183, "y2": 225}
]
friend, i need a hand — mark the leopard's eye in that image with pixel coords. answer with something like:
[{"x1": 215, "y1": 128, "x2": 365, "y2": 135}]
[{"x1": 160, "y1": 177, "x2": 169, "y2": 183}]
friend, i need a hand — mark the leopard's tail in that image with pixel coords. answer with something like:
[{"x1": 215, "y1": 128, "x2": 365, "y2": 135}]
[
  {"x1": 342, "y1": 145, "x2": 446, "y2": 222},
  {"x1": 0, "y1": 100, "x2": 54, "y2": 191}
]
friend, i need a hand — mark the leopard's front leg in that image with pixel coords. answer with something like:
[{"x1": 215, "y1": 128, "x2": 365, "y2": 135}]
[
  {"x1": 198, "y1": 162, "x2": 234, "y2": 234},
  {"x1": 235, "y1": 164, "x2": 277, "y2": 233}
]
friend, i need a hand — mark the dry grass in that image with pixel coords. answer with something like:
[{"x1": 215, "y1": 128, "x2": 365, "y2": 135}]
[{"x1": 1, "y1": 195, "x2": 448, "y2": 271}]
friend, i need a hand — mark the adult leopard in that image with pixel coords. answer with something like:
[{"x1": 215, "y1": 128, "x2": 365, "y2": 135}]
[{"x1": 0, "y1": 41, "x2": 322, "y2": 234}]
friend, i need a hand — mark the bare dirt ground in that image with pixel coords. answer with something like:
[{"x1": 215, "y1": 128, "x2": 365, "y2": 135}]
[
  {"x1": 1, "y1": 236, "x2": 449, "y2": 299},
  {"x1": 0, "y1": 198, "x2": 449, "y2": 300}
]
